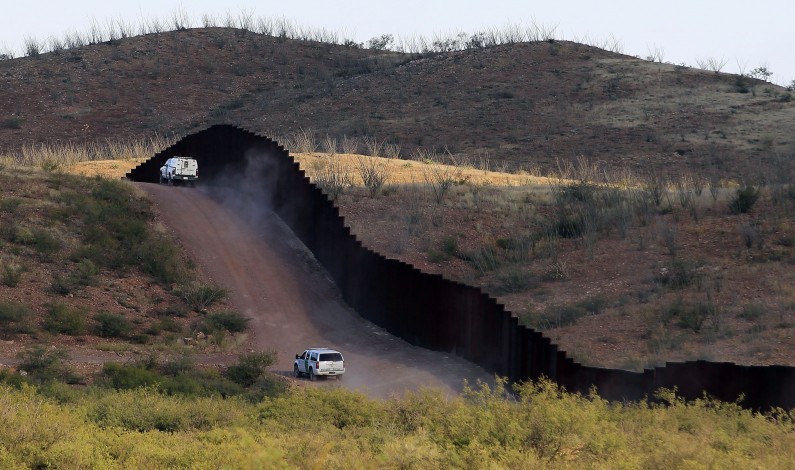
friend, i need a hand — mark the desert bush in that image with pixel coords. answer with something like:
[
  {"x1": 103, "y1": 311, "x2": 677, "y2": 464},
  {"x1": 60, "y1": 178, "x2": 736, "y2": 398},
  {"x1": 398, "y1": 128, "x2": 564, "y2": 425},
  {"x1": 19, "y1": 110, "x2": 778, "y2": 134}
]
[
  {"x1": 204, "y1": 311, "x2": 249, "y2": 333},
  {"x1": 657, "y1": 259, "x2": 699, "y2": 289},
  {"x1": 356, "y1": 156, "x2": 389, "y2": 196},
  {"x1": 226, "y1": 351, "x2": 277, "y2": 387},
  {"x1": 286, "y1": 128, "x2": 318, "y2": 153},
  {"x1": 322, "y1": 135, "x2": 337, "y2": 155},
  {"x1": 94, "y1": 312, "x2": 132, "y2": 338},
  {"x1": 30, "y1": 228, "x2": 60, "y2": 255},
  {"x1": 311, "y1": 156, "x2": 352, "y2": 201},
  {"x1": 51, "y1": 274, "x2": 78, "y2": 295},
  {"x1": 178, "y1": 282, "x2": 228, "y2": 311},
  {"x1": 43, "y1": 302, "x2": 88, "y2": 335},
  {"x1": 729, "y1": 186, "x2": 760, "y2": 214},
  {"x1": 0, "y1": 301, "x2": 31, "y2": 336},
  {"x1": 137, "y1": 233, "x2": 188, "y2": 285},
  {"x1": 340, "y1": 135, "x2": 359, "y2": 154},
  {"x1": 88, "y1": 386, "x2": 248, "y2": 432},
  {"x1": 17, "y1": 346, "x2": 77, "y2": 384},
  {"x1": 420, "y1": 152, "x2": 466, "y2": 204},
  {"x1": 100, "y1": 363, "x2": 161, "y2": 390},
  {"x1": 1, "y1": 260, "x2": 26, "y2": 287},
  {"x1": 0, "y1": 197, "x2": 22, "y2": 212},
  {"x1": 1, "y1": 117, "x2": 23, "y2": 129},
  {"x1": 737, "y1": 304, "x2": 766, "y2": 321}
]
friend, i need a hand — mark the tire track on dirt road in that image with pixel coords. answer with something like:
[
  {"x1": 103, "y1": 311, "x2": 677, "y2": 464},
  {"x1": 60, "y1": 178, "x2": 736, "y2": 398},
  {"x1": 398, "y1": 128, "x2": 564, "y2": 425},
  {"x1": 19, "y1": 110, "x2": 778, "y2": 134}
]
[{"x1": 141, "y1": 183, "x2": 491, "y2": 398}]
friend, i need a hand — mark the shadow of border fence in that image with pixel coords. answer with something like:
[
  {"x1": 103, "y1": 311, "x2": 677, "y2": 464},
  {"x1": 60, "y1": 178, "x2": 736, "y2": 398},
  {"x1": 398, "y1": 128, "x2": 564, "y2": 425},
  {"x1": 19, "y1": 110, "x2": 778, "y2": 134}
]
[{"x1": 126, "y1": 125, "x2": 795, "y2": 411}]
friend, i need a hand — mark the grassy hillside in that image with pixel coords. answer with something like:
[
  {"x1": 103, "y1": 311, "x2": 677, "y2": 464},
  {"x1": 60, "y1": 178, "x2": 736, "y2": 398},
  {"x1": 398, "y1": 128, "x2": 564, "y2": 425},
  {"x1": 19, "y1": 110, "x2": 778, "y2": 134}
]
[
  {"x1": 1, "y1": 27, "x2": 793, "y2": 178},
  {"x1": 0, "y1": 166, "x2": 252, "y2": 365},
  {"x1": 293, "y1": 152, "x2": 795, "y2": 369}
]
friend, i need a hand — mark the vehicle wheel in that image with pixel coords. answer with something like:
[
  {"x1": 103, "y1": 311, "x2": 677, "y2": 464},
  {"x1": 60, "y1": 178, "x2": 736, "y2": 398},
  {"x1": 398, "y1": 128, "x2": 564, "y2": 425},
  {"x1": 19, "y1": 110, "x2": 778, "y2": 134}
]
[
  {"x1": 309, "y1": 368, "x2": 316, "y2": 381},
  {"x1": 293, "y1": 364, "x2": 301, "y2": 378}
]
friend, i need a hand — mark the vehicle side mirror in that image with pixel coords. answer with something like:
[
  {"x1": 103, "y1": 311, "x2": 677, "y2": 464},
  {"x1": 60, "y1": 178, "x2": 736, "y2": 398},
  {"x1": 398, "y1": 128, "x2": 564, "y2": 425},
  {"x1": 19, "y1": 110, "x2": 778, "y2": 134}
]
[{"x1": 295, "y1": 354, "x2": 300, "y2": 359}]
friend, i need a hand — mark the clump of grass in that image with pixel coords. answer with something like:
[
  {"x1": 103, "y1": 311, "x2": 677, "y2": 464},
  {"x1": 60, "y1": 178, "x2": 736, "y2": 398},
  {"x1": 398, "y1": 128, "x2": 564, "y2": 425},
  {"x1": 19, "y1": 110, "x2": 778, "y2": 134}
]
[
  {"x1": 490, "y1": 266, "x2": 539, "y2": 294},
  {"x1": 203, "y1": 311, "x2": 249, "y2": 333},
  {"x1": 522, "y1": 295, "x2": 606, "y2": 328},
  {"x1": 178, "y1": 283, "x2": 228, "y2": 312}
]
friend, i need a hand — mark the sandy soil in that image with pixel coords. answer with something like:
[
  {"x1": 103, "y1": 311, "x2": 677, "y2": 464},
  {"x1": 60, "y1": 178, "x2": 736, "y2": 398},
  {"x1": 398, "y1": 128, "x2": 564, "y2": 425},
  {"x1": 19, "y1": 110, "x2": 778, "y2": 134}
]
[{"x1": 140, "y1": 183, "x2": 492, "y2": 398}]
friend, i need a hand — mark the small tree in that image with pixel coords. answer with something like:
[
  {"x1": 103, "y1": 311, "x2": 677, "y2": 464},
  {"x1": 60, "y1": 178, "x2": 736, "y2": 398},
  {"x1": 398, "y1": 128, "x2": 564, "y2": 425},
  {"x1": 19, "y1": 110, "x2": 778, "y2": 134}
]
[
  {"x1": 226, "y1": 351, "x2": 277, "y2": 387},
  {"x1": 749, "y1": 66, "x2": 773, "y2": 82},
  {"x1": 728, "y1": 186, "x2": 760, "y2": 214},
  {"x1": 356, "y1": 156, "x2": 389, "y2": 197},
  {"x1": 367, "y1": 34, "x2": 393, "y2": 51}
]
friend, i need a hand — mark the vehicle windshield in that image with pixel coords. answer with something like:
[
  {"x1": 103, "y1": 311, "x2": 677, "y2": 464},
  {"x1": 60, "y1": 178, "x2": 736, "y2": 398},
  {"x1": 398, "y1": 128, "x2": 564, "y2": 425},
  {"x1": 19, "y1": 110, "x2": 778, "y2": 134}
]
[{"x1": 319, "y1": 353, "x2": 343, "y2": 361}]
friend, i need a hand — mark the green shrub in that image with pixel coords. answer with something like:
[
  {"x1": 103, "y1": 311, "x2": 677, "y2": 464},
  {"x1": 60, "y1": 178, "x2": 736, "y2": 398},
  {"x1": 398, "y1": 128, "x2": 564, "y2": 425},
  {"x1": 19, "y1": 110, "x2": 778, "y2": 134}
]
[
  {"x1": 657, "y1": 259, "x2": 698, "y2": 289},
  {"x1": 440, "y1": 236, "x2": 458, "y2": 256},
  {"x1": 101, "y1": 363, "x2": 160, "y2": 390},
  {"x1": 1, "y1": 117, "x2": 22, "y2": 129},
  {"x1": 204, "y1": 311, "x2": 249, "y2": 333},
  {"x1": 178, "y1": 283, "x2": 228, "y2": 311},
  {"x1": 0, "y1": 301, "x2": 31, "y2": 335},
  {"x1": 43, "y1": 302, "x2": 88, "y2": 335},
  {"x1": 31, "y1": 228, "x2": 60, "y2": 255},
  {"x1": 51, "y1": 275, "x2": 79, "y2": 295},
  {"x1": 729, "y1": 186, "x2": 760, "y2": 214},
  {"x1": 1, "y1": 260, "x2": 26, "y2": 287},
  {"x1": 11, "y1": 225, "x2": 35, "y2": 245},
  {"x1": 94, "y1": 312, "x2": 132, "y2": 338},
  {"x1": 737, "y1": 304, "x2": 766, "y2": 321},
  {"x1": 677, "y1": 303, "x2": 712, "y2": 333},
  {"x1": 17, "y1": 346, "x2": 78, "y2": 384},
  {"x1": 72, "y1": 258, "x2": 99, "y2": 286},
  {"x1": 0, "y1": 197, "x2": 22, "y2": 213},
  {"x1": 660, "y1": 299, "x2": 713, "y2": 333},
  {"x1": 227, "y1": 351, "x2": 277, "y2": 387}
]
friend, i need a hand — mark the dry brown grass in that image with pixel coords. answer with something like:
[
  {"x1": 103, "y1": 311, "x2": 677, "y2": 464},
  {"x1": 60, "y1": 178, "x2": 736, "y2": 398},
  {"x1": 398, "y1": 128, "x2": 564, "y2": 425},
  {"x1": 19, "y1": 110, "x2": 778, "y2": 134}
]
[{"x1": 293, "y1": 153, "x2": 553, "y2": 187}]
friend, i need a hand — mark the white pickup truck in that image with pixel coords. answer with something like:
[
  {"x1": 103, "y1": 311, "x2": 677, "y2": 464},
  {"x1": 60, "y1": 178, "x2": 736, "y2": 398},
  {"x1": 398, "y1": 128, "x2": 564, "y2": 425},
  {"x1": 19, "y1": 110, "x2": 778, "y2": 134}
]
[
  {"x1": 159, "y1": 156, "x2": 198, "y2": 185},
  {"x1": 294, "y1": 348, "x2": 345, "y2": 380}
]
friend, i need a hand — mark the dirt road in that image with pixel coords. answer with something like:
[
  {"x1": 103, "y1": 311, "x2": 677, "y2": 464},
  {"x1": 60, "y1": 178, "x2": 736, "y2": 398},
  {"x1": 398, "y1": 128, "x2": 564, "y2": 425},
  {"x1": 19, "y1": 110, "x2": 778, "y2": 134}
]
[{"x1": 141, "y1": 183, "x2": 491, "y2": 398}]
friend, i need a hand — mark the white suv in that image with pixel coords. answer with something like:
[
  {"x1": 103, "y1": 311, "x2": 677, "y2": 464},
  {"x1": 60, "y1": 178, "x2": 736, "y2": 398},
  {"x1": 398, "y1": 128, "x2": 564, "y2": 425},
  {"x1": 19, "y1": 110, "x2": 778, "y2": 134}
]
[{"x1": 294, "y1": 348, "x2": 345, "y2": 380}]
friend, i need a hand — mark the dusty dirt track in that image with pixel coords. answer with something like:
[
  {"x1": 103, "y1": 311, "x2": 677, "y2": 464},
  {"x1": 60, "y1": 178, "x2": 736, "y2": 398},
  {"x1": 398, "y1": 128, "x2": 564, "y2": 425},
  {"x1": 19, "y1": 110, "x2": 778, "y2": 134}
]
[{"x1": 141, "y1": 183, "x2": 492, "y2": 398}]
